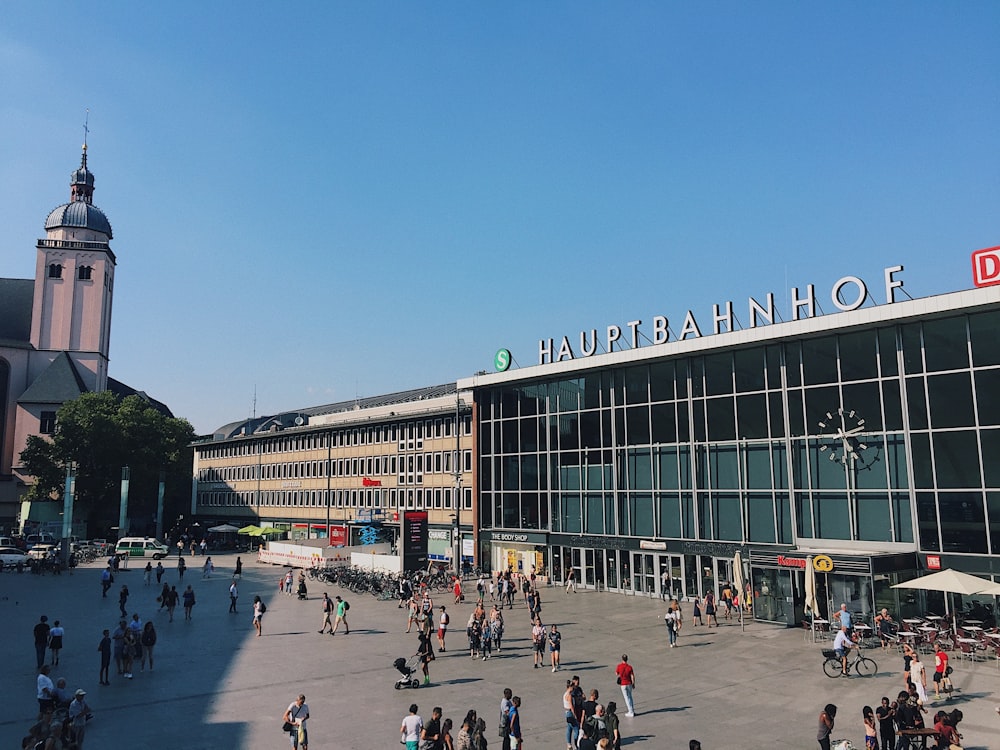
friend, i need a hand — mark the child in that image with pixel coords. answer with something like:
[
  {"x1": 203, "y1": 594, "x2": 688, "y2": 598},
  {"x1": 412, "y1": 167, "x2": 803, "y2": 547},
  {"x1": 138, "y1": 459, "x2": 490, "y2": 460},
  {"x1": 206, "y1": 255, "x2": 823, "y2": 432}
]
[{"x1": 862, "y1": 706, "x2": 877, "y2": 750}]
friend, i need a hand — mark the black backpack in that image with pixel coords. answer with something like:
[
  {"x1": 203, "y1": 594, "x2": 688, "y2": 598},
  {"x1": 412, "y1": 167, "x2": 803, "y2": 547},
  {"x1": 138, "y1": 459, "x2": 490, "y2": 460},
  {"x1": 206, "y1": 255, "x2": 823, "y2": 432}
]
[
  {"x1": 259, "y1": 601, "x2": 267, "y2": 614},
  {"x1": 343, "y1": 600, "x2": 350, "y2": 611}
]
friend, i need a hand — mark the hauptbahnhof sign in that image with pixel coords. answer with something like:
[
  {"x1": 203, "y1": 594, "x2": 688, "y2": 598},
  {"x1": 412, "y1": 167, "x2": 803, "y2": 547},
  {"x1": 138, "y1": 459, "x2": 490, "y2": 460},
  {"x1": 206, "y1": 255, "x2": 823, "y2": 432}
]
[{"x1": 537, "y1": 265, "x2": 906, "y2": 365}]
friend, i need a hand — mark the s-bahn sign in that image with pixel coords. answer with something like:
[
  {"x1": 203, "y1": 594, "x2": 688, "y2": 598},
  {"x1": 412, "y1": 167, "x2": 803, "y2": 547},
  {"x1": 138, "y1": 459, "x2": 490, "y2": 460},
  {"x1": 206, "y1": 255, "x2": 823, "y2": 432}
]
[{"x1": 538, "y1": 266, "x2": 906, "y2": 365}]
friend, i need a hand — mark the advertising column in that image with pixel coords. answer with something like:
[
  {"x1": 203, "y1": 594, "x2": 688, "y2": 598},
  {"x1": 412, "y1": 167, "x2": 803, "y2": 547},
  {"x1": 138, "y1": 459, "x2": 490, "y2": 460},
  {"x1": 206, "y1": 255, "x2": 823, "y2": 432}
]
[{"x1": 402, "y1": 511, "x2": 428, "y2": 572}]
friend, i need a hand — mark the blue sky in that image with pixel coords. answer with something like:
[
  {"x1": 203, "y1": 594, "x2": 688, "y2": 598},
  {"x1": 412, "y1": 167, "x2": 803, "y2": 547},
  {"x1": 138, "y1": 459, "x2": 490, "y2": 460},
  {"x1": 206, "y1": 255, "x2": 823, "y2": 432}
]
[{"x1": 2, "y1": 3, "x2": 998, "y2": 434}]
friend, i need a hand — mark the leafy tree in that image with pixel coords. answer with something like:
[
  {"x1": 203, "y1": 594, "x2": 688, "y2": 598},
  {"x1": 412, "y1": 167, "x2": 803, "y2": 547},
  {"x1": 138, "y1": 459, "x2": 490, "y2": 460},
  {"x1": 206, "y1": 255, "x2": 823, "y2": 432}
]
[{"x1": 20, "y1": 392, "x2": 195, "y2": 537}]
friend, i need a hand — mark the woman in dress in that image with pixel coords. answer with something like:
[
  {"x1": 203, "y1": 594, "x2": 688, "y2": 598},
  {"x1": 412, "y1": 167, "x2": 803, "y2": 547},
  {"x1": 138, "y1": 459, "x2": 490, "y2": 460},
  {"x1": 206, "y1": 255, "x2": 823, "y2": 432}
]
[
  {"x1": 692, "y1": 596, "x2": 703, "y2": 626},
  {"x1": 140, "y1": 621, "x2": 157, "y2": 671},
  {"x1": 48, "y1": 620, "x2": 64, "y2": 665},
  {"x1": 704, "y1": 591, "x2": 718, "y2": 627}
]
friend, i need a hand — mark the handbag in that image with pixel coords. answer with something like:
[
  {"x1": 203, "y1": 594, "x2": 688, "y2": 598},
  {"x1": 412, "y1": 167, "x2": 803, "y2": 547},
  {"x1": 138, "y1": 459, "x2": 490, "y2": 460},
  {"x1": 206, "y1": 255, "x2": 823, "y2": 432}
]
[{"x1": 281, "y1": 722, "x2": 295, "y2": 733}]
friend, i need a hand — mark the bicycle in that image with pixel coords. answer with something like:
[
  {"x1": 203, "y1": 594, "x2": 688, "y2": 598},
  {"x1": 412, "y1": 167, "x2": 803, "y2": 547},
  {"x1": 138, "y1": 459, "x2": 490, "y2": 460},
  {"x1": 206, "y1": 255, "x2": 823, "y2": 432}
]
[{"x1": 822, "y1": 646, "x2": 878, "y2": 678}]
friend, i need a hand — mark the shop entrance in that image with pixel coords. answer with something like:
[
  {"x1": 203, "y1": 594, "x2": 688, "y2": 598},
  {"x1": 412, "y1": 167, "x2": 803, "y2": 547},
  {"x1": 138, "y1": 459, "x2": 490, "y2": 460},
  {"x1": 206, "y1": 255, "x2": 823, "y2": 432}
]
[{"x1": 657, "y1": 554, "x2": 684, "y2": 600}]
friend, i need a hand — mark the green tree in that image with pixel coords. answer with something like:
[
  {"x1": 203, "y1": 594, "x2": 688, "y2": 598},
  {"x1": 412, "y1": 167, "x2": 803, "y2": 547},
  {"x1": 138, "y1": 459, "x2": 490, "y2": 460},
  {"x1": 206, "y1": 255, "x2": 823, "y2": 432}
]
[{"x1": 20, "y1": 392, "x2": 195, "y2": 537}]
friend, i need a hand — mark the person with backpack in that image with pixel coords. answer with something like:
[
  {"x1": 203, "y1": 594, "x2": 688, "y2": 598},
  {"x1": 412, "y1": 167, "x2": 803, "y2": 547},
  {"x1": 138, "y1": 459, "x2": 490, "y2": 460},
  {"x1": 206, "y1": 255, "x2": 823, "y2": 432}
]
[
  {"x1": 605, "y1": 702, "x2": 621, "y2": 750},
  {"x1": 253, "y1": 595, "x2": 266, "y2": 636},
  {"x1": 332, "y1": 595, "x2": 350, "y2": 635}
]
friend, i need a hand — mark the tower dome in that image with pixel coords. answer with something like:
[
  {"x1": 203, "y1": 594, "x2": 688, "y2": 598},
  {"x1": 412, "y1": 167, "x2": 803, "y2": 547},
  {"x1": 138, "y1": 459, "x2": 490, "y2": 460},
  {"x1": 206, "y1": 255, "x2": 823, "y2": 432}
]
[{"x1": 44, "y1": 144, "x2": 113, "y2": 239}]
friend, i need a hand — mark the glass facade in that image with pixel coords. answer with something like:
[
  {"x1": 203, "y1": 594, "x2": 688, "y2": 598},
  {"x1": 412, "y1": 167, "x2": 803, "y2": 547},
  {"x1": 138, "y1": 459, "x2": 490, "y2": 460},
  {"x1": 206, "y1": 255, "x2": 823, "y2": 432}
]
[{"x1": 475, "y1": 306, "x2": 1000, "y2": 613}]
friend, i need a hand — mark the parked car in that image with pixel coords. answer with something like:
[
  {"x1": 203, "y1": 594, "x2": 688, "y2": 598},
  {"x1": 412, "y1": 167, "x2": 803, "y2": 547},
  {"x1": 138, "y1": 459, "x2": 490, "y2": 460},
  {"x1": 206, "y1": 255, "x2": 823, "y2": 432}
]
[
  {"x1": 0, "y1": 546, "x2": 29, "y2": 568},
  {"x1": 27, "y1": 543, "x2": 58, "y2": 560},
  {"x1": 115, "y1": 537, "x2": 170, "y2": 559},
  {"x1": 25, "y1": 533, "x2": 58, "y2": 549}
]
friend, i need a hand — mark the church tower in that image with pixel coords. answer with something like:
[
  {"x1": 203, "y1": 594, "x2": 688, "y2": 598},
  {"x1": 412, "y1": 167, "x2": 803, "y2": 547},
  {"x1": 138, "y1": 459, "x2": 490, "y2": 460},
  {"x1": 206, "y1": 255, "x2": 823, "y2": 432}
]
[{"x1": 29, "y1": 143, "x2": 115, "y2": 392}]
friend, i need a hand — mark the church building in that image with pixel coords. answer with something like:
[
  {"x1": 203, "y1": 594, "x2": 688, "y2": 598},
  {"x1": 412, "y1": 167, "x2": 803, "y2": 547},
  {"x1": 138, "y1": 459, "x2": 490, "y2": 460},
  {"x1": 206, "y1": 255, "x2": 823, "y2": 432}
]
[{"x1": 0, "y1": 144, "x2": 170, "y2": 530}]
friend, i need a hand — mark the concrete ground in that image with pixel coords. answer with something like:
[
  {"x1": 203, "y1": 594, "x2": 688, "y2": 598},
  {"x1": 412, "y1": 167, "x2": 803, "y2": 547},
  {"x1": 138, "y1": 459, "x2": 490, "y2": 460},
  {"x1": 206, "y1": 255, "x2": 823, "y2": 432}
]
[{"x1": 3, "y1": 552, "x2": 998, "y2": 750}]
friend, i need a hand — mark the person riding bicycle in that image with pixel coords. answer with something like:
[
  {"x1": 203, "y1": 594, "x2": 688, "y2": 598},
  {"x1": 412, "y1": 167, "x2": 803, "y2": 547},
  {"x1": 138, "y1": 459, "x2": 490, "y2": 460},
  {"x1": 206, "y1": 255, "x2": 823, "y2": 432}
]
[{"x1": 833, "y1": 626, "x2": 857, "y2": 675}]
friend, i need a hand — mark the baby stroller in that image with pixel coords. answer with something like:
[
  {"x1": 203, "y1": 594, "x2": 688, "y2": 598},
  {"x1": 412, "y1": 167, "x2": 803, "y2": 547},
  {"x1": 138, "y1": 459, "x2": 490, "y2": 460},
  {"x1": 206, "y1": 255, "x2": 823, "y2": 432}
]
[
  {"x1": 297, "y1": 580, "x2": 308, "y2": 600},
  {"x1": 392, "y1": 656, "x2": 421, "y2": 689}
]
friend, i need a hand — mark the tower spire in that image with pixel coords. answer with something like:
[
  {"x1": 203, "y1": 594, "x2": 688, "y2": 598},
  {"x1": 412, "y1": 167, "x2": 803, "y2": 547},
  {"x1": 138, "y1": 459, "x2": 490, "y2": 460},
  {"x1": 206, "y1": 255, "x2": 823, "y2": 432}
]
[{"x1": 70, "y1": 110, "x2": 95, "y2": 204}]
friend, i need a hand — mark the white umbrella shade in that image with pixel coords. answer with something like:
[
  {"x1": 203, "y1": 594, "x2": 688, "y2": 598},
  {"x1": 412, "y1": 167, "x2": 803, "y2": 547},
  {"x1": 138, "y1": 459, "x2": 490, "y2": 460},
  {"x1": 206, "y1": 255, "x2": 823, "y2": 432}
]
[
  {"x1": 208, "y1": 524, "x2": 240, "y2": 533},
  {"x1": 892, "y1": 569, "x2": 1000, "y2": 596},
  {"x1": 804, "y1": 557, "x2": 819, "y2": 614},
  {"x1": 733, "y1": 551, "x2": 746, "y2": 632},
  {"x1": 892, "y1": 568, "x2": 1000, "y2": 632}
]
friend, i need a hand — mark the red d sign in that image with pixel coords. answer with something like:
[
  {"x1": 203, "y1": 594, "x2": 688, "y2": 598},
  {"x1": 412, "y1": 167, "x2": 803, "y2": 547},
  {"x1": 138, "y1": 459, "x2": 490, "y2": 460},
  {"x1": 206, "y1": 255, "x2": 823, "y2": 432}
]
[{"x1": 972, "y1": 246, "x2": 1000, "y2": 288}]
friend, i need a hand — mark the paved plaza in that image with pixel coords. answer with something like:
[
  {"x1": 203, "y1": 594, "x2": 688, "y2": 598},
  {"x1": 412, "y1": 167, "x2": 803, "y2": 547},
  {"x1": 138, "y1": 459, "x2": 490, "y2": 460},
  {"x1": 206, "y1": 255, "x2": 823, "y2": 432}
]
[{"x1": 3, "y1": 553, "x2": 999, "y2": 749}]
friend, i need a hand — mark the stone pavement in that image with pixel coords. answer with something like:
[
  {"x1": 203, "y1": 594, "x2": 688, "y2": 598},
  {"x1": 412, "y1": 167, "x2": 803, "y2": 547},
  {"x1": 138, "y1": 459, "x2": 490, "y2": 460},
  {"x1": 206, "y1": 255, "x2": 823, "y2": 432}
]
[{"x1": 3, "y1": 554, "x2": 999, "y2": 749}]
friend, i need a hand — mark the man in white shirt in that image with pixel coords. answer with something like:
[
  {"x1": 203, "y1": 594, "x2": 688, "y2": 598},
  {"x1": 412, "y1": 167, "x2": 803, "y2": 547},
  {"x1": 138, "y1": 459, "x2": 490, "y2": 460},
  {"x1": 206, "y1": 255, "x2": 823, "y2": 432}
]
[
  {"x1": 833, "y1": 626, "x2": 855, "y2": 675},
  {"x1": 400, "y1": 703, "x2": 423, "y2": 750},
  {"x1": 36, "y1": 664, "x2": 54, "y2": 714},
  {"x1": 284, "y1": 694, "x2": 310, "y2": 750}
]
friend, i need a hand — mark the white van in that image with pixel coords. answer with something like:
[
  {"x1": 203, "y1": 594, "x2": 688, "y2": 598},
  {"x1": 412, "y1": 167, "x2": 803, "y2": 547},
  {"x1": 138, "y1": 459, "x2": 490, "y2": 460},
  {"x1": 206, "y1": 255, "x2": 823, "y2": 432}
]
[{"x1": 115, "y1": 537, "x2": 170, "y2": 559}]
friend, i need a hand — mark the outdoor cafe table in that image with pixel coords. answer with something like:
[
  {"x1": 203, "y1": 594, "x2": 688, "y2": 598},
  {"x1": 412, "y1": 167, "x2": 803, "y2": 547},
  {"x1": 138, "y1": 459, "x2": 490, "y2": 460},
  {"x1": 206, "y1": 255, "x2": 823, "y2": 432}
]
[
  {"x1": 924, "y1": 615, "x2": 944, "y2": 620},
  {"x1": 963, "y1": 619, "x2": 984, "y2": 625},
  {"x1": 903, "y1": 618, "x2": 923, "y2": 624},
  {"x1": 963, "y1": 625, "x2": 984, "y2": 632},
  {"x1": 897, "y1": 631, "x2": 917, "y2": 642},
  {"x1": 897, "y1": 728, "x2": 938, "y2": 749}
]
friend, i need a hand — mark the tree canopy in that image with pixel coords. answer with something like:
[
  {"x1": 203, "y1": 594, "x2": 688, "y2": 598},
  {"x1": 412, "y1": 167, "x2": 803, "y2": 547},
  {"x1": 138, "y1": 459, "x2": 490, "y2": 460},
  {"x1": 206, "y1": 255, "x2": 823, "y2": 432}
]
[{"x1": 20, "y1": 391, "x2": 195, "y2": 536}]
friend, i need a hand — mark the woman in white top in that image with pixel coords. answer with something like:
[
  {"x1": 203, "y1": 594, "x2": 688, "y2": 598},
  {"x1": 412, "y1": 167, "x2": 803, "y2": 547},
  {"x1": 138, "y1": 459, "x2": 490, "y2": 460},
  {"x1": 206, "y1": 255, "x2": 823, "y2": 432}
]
[{"x1": 909, "y1": 652, "x2": 928, "y2": 703}]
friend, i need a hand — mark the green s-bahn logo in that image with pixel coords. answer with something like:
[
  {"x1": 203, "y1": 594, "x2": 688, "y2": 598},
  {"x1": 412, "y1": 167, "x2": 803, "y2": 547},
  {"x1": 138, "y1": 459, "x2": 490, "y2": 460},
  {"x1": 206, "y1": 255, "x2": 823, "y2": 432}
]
[{"x1": 494, "y1": 349, "x2": 512, "y2": 372}]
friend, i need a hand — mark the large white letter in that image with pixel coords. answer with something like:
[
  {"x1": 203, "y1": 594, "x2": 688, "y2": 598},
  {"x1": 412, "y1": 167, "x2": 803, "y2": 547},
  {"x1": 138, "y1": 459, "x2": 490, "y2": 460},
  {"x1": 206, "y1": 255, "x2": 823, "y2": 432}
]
[
  {"x1": 884, "y1": 264, "x2": 904, "y2": 303},
  {"x1": 831, "y1": 276, "x2": 868, "y2": 311},
  {"x1": 679, "y1": 311, "x2": 702, "y2": 340},
  {"x1": 712, "y1": 301, "x2": 733, "y2": 334},
  {"x1": 652, "y1": 316, "x2": 669, "y2": 344},
  {"x1": 607, "y1": 325, "x2": 622, "y2": 352},
  {"x1": 557, "y1": 336, "x2": 574, "y2": 361},
  {"x1": 580, "y1": 329, "x2": 598, "y2": 357},
  {"x1": 748, "y1": 293, "x2": 774, "y2": 328},
  {"x1": 791, "y1": 284, "x2": 815, "y2": 320},
  {"x1": 539, "y1": 338, "x2": 553, "y2": 365},
  {"x1": 627, "y1": 320, "x2": 642, "y2": 349}
]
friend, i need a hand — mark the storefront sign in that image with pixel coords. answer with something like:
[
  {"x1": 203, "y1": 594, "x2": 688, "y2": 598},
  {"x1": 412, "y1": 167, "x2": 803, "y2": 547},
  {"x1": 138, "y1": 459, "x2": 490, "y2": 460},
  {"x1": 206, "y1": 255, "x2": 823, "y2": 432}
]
[
  {"x1": 362, "y1": 477, "x2": 382, "y2": 487},
  {"x1": 812, "y1": 554, "x2": 835, "y2": 572},
  {"x1": 538, "y1": 266, "x2": 905, "y2": 364},
  {"x1": 776, "y1": 554, "x2": 808, "y2": 569},
  {"x1": 972, "y1": 246, "x2": 1000, "y2": 288},
  {"x1": 482, "y1": 530, "x2": 548, "y2": 545},
  {"x1": 494, "y1": 348, "x2": 512, "y2": 372},
  {"x1": 428, "y1": 529, "x2": 451, "y2": 541},
  {"x1": 926, "y1": 555, "x2": 942, "y2": 570},
  {"x1": 639, "y1": 540, "x2": 667, "y2": 550}
]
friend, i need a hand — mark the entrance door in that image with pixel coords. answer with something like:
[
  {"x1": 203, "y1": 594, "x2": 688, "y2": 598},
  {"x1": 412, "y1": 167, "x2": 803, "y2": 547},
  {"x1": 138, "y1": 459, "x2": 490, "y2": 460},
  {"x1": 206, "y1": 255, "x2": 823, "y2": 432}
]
[
  {"x1": 657, "y1": 554, "x2": 684, "y2": 600},
  {"x1": 583, "y1": 548, "x2": 596, "y2": 587},
  {"x1": 632, "y1": 552, "x2": 656, "y2": 596},
  {"x1": 715, "y1": 558, "x2": 734, "y2": 595}
]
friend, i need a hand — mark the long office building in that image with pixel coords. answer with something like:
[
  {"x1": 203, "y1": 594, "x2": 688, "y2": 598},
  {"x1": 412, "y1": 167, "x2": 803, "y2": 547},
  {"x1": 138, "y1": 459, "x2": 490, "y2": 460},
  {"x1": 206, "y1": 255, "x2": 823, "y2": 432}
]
[{"x1": 459, "y1": 260, "x2": 1000, "y2": 625}]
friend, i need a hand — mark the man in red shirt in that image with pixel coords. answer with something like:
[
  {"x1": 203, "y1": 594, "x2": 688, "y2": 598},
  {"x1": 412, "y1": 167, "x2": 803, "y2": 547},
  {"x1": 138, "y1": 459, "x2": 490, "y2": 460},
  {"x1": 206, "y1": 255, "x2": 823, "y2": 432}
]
[
  {"x1": 615, "y1": 654, "x2": 636, "y2": 717},
  {"x1": 933, "y1": 643, "x2": 950, "y2": 699}
]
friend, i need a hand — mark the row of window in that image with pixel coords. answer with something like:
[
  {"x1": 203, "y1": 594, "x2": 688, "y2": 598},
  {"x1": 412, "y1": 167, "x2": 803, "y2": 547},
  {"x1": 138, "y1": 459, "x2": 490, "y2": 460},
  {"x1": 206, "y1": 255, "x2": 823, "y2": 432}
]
[
  {"x1": 199, "y1": 450, "x2": 474, "y2": 483},
  {"x1": 485, "y1": 312, "x2": 1000, "y2": 417},
  {"x1": 198, "y1": 486, "x2": 474, "y2": 511},
  {"x1": 198, "y1": 415, "x2": 473, "y2": 459},
  {"x1": 47, "y1": 263, "x2": 94, "y2": 280}
]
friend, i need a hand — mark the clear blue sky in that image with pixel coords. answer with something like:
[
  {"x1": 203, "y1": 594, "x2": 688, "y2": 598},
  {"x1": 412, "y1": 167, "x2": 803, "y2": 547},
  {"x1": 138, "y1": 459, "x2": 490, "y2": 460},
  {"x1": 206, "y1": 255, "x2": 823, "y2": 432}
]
[{"x1": 2, "y1": 3, "x2": 998, "y2": 434}]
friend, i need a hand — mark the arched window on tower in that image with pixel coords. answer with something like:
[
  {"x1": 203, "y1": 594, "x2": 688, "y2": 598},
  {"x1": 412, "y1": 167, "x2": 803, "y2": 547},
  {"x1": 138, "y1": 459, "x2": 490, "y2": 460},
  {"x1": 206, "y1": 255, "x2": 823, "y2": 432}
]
[
  {"x1": 48, "y1": 263, "x2": 63, "y2": 279},
  {"x1": 78, "y1": 265, "x2": 93, "y2": 280}
]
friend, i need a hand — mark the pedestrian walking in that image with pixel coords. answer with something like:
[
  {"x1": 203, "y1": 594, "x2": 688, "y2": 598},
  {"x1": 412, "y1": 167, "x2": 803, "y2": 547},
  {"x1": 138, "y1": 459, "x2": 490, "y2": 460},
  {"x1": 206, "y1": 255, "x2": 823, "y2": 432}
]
[
  {"x1": 318, "y1": 593, "x2": 334, "y2": 633},
  {"x1": 704, "y1": 591, "x2": 718, "y2": 627},
  {"x1": 565, "y1": 568, "x2": 577, "y2": 594},
  {"x1": 36, "y1": 664, "x2": 55, "y2": 714},
  {"x1": 121, "y1": 626, "x2": 137, "y2": 679},
  {"x1": 48, "y1": 620, "x2": 64, "y2": 665},
  {"x1": 111, "y1": 619, "x2": 126, "y2": 675},
  {"x1": 605, "y1": 701, "x2": 621, "y2": 750},
  {"x1": 437, "y1": 605, "x2": 449, "y2": 651},
  {"x1": 284, "y1": 570, "x2": 294, "y2": 596},
  {"x1": 615, "y1": 654, "x2": 636, "y2": 717},
  {"x1": 155, "y1": 561, "x2": 164, "y2": 584},
  {"x1": 235, "y1": 556, "x2": 243, "y2": 578},
  {"x1": 331, "y1": 595, "x2": 349, "y2": 635},
  {"x1": 909, "y1": 652, "x2": 928, "y2": 704},
  {"x1": 817, "y1": 703, "x2": 836, "y2": 750},
  {"x1": 453, "y1": 576, "x2": 463, "y2": 604},
  {"x1": 253, "y1": 595, "x2": 265, "y2": 636},
  {"x1": 118, "y1": 585, "x2": 130, "y2": 618},
  {"x1": 97, "y1": 629, "x2": 111, "y2": 685},
  {"x1": 692, "y1": 596, "x2": 703, "y2": 626},
  {"x1": 229, "y1": 579, "x2": 239, "y2": 613},
  {"x1": 33, "y1": 615, "x2": 51, "y2": 669},
  {"x1": 500, "y1": 687, "x2": 514, "y2": 750},
  {"x1": 182, "y1": 585, "x2": 196, "y2": 620},
  {"x1": 143, "y1": 561, "x2": 152, "y2": 586},
  {"x1": 421, "y1": 706, "x2": 442, "y2": 750},
  {"x1": 400, "y1": 704, "x2": 422, "y2": 750},
  {"x1": 140, "y1": 621, "x2": 156, "y2": 671},
  {"x1": 548, "y1": 624, "x2": 562, "y2": 671},
  {"x1": 202, "y1": 556, "x2": 214, "y2": 579},
  {"x1": 508, "y1": 696, "x2": 522, "y2": 749},
  {"x1": 417, "y1": 630, "x2": 434, "y2": 685},
  {"x1": 665, "y1": 600, "x2": 682, "y2": 647},
  {"x1": 100, "y1": 566, "x2": 113, "y2": 597},
  {"x1": 531, "y1": 617, "x2": 545, "y2": 668},
  {"x1": 563, "y1": 680, "x2": 580, "y2": 750},
  {"x1": 283, "y1": 694, "x2": 310, "y2": 750},
  {"x1": 177, "y1": 557, "x2": 186, "y2": 580},
  {"x1": 165, "y1": 585, "x2": 178, "y2": 622}
]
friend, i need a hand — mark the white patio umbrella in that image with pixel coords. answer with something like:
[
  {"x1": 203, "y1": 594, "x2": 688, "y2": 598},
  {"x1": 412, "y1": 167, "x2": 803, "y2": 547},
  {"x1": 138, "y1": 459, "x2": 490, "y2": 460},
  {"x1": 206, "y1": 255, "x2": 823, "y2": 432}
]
[
  {"x1": 208, "y1": 523, "x2": 240, "y2": 533},
  {"x1": 804, "y1": 556, "x2": 819, "y2": 643},
  {"x1": 733, "y1": 551, "x2": 746, "y2": 632},
  {"x1": 892, "y1": 568, "x2": 1000, "y2": 634}
]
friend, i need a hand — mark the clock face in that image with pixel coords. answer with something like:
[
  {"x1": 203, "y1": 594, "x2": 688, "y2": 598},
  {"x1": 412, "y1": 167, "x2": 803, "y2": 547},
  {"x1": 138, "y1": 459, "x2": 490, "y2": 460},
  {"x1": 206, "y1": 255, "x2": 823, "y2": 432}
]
[{"x1": 818, "y1": 407, "x2": 876, "y2": 467}]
